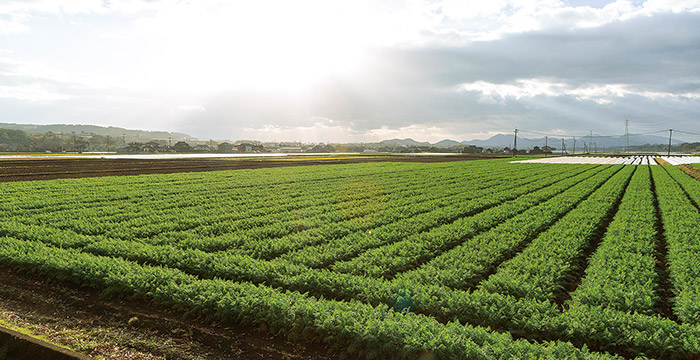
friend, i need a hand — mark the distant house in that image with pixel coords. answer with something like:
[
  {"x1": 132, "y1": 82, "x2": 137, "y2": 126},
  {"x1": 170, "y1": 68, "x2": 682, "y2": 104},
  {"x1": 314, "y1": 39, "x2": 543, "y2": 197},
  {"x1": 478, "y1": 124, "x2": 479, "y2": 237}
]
[
  {"x1": 237, "y1": 143, "x2": 254, "y2": 153},
  {"x1": 217, "y1": 142, "x2": 234, "y2": 153},
  {"x1": 308, "y1": 144, "x2": 335, "y2": 153},
  {"x1": 541, "y1": 146, "x2": 555, "y2": 154},
  {"x1": 280, "y1": 146, "x2": 303, "y2": 153},
  {"x1": 192, "y1": 144, "x2": 212, "y2": 152},
  {"x1": 251, "y1": 144, "x2": 265, "y2": 152},
  {"x1": 117, "y1": 142, "x2": 143, "y2": 153},
  {"x1": 173, "y1": 141, "x2": 191, "y2": 152}
]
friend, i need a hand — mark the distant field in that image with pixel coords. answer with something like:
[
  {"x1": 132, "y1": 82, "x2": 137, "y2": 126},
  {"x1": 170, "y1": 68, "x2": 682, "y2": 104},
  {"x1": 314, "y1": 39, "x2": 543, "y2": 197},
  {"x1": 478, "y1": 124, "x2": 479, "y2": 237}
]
[
  {"x1": 0, "y1": 154, "x2": 489, "y2": 182},
  {"x1": 0, "y1": 159, "x2": 699, "y2": 359},
  {"x1": 693, "y1": 163, "x2": 700, "y2": 169}
]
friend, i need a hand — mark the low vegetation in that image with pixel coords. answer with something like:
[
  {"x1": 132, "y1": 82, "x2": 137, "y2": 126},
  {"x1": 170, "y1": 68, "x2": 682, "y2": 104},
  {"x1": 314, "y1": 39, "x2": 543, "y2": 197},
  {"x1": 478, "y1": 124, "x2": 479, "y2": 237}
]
[{"x1": 0, "y1": 159, "x2": 698, "y2": 358}]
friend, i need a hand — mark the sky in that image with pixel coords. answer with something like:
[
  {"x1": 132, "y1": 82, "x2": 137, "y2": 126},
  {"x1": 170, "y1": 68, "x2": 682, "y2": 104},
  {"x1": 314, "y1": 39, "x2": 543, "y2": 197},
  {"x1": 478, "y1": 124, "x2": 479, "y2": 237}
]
[{"x1": 0, "y1": 0, "x2": 699, "y2": 143}]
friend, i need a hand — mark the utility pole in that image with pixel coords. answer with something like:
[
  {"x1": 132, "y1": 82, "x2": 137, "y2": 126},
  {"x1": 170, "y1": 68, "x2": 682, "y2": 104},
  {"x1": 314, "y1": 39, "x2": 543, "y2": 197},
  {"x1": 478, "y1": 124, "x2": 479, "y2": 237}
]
[
  {"x1": 107, "y1": 135, "x2": 110, "y2": 151},
  {"x1": 589, "y1": 130, "x2": 593, "y2": 154},
  {"x1": 668, "y1": 129, "x2": 673, "y2": 156},
  {"x1": 594, "y1": 142, "x2": 597, "y2": 154},
  {"x1": 545, "y1": 136, "x2": 548, "y2": 157},
  {"x1": 573, "y1": 136, "x2": 576, "y2": 155},
  {"x1": 513, "y1": 128, "x2": 518, "y2": 157},
  {"x1": 624, "y1": 119, "x2": 629, "y2": 154}
]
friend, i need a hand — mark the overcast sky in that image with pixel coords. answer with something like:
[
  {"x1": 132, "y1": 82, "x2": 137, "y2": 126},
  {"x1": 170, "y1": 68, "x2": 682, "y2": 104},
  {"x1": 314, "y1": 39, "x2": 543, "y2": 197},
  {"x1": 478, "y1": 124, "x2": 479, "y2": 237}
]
[{"x1": 1, "y1": 0, "x2": 699, "y2": 143}]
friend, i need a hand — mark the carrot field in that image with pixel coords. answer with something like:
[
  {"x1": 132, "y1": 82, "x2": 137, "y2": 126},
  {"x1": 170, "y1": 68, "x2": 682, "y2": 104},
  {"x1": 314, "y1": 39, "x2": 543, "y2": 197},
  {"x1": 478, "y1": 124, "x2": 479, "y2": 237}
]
[{"x1": 1, "y1": 159, "x2": 699, "y2": 359}]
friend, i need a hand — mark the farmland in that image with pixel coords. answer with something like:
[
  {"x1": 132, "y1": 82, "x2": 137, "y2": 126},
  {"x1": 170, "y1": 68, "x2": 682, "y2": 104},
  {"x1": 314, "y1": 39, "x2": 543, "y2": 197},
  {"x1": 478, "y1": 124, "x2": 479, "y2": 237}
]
[{"x1": 0, "y1": 158, "x2": 699, "y2": 359}]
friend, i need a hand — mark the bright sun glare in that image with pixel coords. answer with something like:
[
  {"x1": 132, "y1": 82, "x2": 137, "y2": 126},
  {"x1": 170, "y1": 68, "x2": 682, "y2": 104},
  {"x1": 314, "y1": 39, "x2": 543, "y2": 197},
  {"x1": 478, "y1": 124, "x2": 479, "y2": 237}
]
[{"x1": 129, "y1": 1, "x2": 374, "y2": 93}]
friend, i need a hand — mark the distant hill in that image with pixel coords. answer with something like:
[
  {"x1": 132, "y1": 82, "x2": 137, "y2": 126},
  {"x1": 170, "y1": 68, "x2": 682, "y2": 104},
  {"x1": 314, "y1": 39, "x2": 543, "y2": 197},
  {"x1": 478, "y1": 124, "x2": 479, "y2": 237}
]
[
  {"x1": 0, "y1": 123, "x2": 192, "y2": 141},
  {"x1": 434, "y1": 139, "x2": 462, "y2": 147},
  {"x1": 380, "y1": 138, "x2": 431, "y2": 146},
  {"x1": 463, "y1": 134, "x2": 684, "y2": 149},
  {"x1": 382, "y1": 133, "x2": 685, "y2": 150}
]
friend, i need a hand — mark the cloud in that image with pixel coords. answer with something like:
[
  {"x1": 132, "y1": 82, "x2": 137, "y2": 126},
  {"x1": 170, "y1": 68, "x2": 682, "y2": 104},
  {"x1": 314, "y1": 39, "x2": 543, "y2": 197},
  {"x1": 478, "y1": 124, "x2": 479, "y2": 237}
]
[
  {"x1": 0, "y1": 83, "x2": 72, "y2": 102},
  {"x1": 458, "y1": 79, "x2": 700, "y2": 104},
  {"x1": 0, "y1": 1, "x2": 699, "y2": 143},
  {"x1": 177, "y1": 105, "x2": 206, "y2": 112}
]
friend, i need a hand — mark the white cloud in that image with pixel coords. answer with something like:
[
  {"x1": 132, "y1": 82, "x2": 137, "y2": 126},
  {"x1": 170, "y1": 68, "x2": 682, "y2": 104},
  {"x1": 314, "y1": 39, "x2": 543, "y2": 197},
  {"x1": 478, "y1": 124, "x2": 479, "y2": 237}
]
[
  {"x1": 242, "y1": 117, "x2": 359, "y2": 143},
  {"x1": 0, "y1": 13, "x2": 30, "y2": 34},
  {"x1": 0, "y1": 56, "x2": 140, "y2": 90},
  {"x1": 0, "y1": 1, "x2": 107, "y2": 16},
  {"x1": 428, "y1": 0, "x2": 700, "y2": 43},
  {"x1": 0, "y1": 83, "x2": 72, "y2": 102},
  {"x1": 241, "y1": 119, "x2": 493, "y2": 143},
  {"x1": 177, "y1": 105, "x2": 206, "y2": 112},
  {"x1": 458, "y1": 79, "x2": 700, "y2": 104},
  {"x1": 640, "y1": 0, "x2": 700, "y2": 14}
]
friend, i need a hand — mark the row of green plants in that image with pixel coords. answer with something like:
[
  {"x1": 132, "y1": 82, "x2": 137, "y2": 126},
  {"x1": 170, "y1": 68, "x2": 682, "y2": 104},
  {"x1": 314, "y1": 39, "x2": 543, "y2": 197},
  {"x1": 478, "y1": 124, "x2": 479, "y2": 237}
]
[
  {"x1": 2, "y1": 162, "x2": 450, "y2": 234},
  {"x1": 651, "y1": 165, "x2": 700, "y2": 325},
  {"x1": 664, "y1": 163, "x2": 700, "y2": 207},
  {"x1": 7, "y1": 163, "x2": 699, "y2": 357},
  {"x1": 568, "y1": 165, "x2": 661, "y2": 315},
  {"x1": 3, "y1": 221, "x2": 698, "y2": 359},
  {"x1": 98, "y1": 162, "x2": 548, "y2": 259},
  {"x1": 393, "y1": 166, "x2": 622, "y2": 288},
  {"x1": 2, "y1": 160, "x2": 700, "y2": 358},
  {"x1": 281, "y1": 165, "x2": 599, "y2": 269},
  {"x1": 174, "y1": 164, "x2": 545, "y2": 258},
  {"x1": 477, "y1": 165, "x2": 634, "y2": 302},
  {"x1": 5, "y1": 162, "x2": 545, "y2": 250},
  {"x1": 2, "y1": 161, "x2": 466, "y2": 230},
  {"x1": 0, "y1": 236, "x2": 621, "y2": 360}
]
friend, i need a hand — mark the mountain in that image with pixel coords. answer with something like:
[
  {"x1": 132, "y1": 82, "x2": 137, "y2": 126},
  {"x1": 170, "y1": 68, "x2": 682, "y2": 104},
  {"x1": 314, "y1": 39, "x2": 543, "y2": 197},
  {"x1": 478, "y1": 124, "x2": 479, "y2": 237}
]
[
  {"x1": 434, "y1": 139, "x2": 462, "y2": 147},
  {"x1": 380, "y1": 133, "x2": 684, "y2": 150},
  {"x1": 380, "y1": 138, "x2": 431, "y2": 146},
  {"x1": 461, "y1": 134, "x2": 684, "y2": 149},
  {"x1": 0, "y1": 123, "x2": 192, "y2": 141}
]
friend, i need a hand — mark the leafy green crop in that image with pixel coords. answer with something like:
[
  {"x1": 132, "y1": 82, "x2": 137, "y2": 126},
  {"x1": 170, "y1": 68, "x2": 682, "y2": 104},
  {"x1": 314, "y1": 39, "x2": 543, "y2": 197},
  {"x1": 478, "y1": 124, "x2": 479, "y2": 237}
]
[{"x1": 1, "y1": 159, "x2": 699, "y2": 359}]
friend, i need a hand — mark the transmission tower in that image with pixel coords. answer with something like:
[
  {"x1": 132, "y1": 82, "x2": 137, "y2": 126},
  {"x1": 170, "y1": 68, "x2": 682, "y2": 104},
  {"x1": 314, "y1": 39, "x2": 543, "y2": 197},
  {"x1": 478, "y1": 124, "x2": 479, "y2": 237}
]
[{"x1": 624, "y1": 119, "x2": 629, "y2": 154}]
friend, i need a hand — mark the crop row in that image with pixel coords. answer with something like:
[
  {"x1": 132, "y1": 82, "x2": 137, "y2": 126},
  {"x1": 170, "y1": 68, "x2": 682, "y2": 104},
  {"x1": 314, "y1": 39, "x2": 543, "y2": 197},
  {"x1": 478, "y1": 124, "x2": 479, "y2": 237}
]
[
  {"x1": 0, "y1": 161, "x2": 443, "y2": 214},
  {"x1": 477, "y1": 164, "x2": 634, "y2": 302},
  {"x1": 4, "y1": 162, "x2": 538, "y2": 243},
  {"x1": 3, "y1": 162, "x2": 457, "y2": 230},
  {"x1": 3, "y1": 219, "x2": 698, "y2": 358},
  {"x1": 393, "y1": 165, "x2": 624, "y2": 288},
  {"x1": 7, "y1": 164, "x2": 699, "y2": 357},
  {"x1": 568, "y1": 165, "x2": 662, "y2": 315},
  {"x1": 280, "y1": 165, "x2": 601, "y2": 268},
  {"x1": 3, "y1": 161, "x2": 700, "y2": 358},
  {"x1": 664, "y1": 163, "x2": 700, "y2": 208},
  {"x1": 0, "y1": 237, "x2": 617, "y2": 360},
  {"x1": 150, "y1": 163, "x2": 543, "y2": 255},
  {"x1": 652, "y1": 165, "x2": 700, "y2": 325}
]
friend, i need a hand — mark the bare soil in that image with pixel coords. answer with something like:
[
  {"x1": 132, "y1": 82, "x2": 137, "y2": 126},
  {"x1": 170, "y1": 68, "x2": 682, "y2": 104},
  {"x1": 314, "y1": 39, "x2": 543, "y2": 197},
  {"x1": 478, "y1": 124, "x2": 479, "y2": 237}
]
[
  {"x1": 0, "y1": 155, "x2": 496, "y2": 182},
  {"x1": 677, "y1": 164, "x2": 700, "y2": 181},
  {"x1": 0, "y1": 267, "x2": 335, "y2": 359}
]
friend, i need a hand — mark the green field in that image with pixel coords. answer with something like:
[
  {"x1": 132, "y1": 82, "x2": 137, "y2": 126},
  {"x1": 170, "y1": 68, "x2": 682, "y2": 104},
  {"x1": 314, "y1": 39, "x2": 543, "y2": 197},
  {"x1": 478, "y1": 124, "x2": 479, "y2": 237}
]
[
  {"x1": 693, "y1": 163, "x2": 700, "y2": 170},
  {"x1": 1, "y1": 159, "x2": 699, "y2": 359}
]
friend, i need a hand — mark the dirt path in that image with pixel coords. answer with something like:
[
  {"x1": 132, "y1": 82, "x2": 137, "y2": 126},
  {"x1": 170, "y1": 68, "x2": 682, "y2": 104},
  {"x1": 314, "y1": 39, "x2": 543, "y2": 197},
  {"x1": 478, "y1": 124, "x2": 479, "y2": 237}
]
[{"x1": 0, "y1": 267, "x2": 333, "y2": 360}]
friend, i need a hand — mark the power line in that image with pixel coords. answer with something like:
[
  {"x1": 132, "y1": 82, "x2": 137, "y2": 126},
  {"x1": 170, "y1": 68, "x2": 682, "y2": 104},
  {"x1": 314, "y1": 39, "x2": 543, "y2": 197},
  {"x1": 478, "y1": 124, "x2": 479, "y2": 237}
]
[
  {"x1": 675, "y1": 129, "x2": 700, "y2": 137},
  {"x1": 518, "y1": 129, "x2": 588, "y2": 138},
  {"x1": 518, "y1": 128, "x2": 690, "y2": 139}
]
